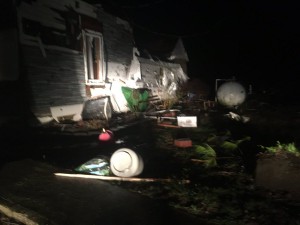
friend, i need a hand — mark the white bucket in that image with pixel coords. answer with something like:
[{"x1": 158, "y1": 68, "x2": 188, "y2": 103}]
[{"x1": 110, "y1": 148, "x2": 144, "y2": 177}]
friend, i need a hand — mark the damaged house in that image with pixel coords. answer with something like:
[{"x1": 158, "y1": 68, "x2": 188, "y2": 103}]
[{"x1": 0, "y1": 0, "x2": 189, "y2": 125}]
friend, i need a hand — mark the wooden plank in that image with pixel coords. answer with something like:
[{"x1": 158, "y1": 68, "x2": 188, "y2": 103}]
[
  {"x1": 54, "y1": 173, "x2": 190, "y2": 183},
  {"x1": 157, "y1": 123, "x2": 181, "y2": 128}
]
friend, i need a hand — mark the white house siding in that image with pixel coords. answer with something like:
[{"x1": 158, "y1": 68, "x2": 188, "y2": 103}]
[
  {"x1": 88, "y1": 7, "x2": 135, "y2": 112},
  {"x1": 22, "y1": 45, "x2": 86, "y2": 117},
  {"x1": 138, "y1": 57, "x2": 189, "y2": 100},
  {"x1": 16, "y1": 0, "x2": 136, "y2": 118},
  {"x1": 97, "y1": 8, "x2": 133, "y2": 82},
  {"x1": 11, "y1": 0, "x2": 188, "y2": 121}
]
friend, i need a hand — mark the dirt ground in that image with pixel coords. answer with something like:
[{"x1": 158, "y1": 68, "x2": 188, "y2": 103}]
[{"x1": 0, "y1": 106, "x2": 300, "y2": 225}]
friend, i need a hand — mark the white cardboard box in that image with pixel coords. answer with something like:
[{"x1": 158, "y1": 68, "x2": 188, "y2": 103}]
[{"x1": 177, "y1": 116, "x2": 197, "y2": 127}]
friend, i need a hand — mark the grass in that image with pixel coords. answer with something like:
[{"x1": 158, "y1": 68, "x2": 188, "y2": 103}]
[
  {"x1": 114, "y1": 116, "x2": 300, "y2": 225},
  {"x1": 259, "y1": 141, "x2": 300, "y2": 157}
]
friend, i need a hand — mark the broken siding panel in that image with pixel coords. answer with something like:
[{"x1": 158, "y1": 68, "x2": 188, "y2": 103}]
[
  {"x1": 28, "y1": 66, "x2": 85, "y2": 83},
  {"x1": 24, "y1": 48, "x2": 83, "y2": 66},
  {"x1": 30, "y1": 86, "x2": 86, "y2": 116},
  {"x1": 22, "y1": 46, "x2": 86, "y2": 116},
  {"x1": 18, "y1": 0, "x2": 99, "y2": 52},
  {"x1": 19, "y1": 0, "x2": 97, "y2": 29},
  {"x1": 140, "y1": 63, "x2": 163, "y2": 98},
  {"x1": 97, "y1": 10, "x2": 133, "y2": 66},
  {"x1": 30, "y1": 85, "x2": 84, "y2": 98},
  {"x1": 42, "y1": 0, "x2": 97, "y2": 18},
  {"x1": 164, "y1": 63, "x2": 188, "y2": 82},
  {"x1": 19, "y1": 2, "x2": 66, "y2": 31},
  {"x1": 138, "y1": 57, "x2": 189, "y2": 100},
  {"x1": 140, "y1": 63, "x2": 161, "y2": 87},
  {"x1": 106, "y1": 62, "x2": 128, "y2": 82},
  {"x1": 139, "y1": 57, "x2": 188, "y2": 83},
  {"x1": 107, "y1": 28, "x2": 132, "y2": 59}
]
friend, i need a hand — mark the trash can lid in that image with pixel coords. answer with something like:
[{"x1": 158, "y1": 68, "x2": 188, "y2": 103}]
[
  {"x1": 110, "y1": 148, "x2": 143, "y2": 177},
  {"x1": 111, "y1": 151, "x2": 132, "y2": 172}
]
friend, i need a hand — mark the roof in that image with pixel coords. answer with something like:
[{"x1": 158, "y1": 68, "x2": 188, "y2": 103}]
[{"x1": 135, "y1": 36, "x2": 188, "y2": 62}]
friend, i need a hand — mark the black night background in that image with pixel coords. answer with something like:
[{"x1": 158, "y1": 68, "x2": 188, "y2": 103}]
[
  {"x1": 87, "y1": 0, "x2": 299, "y2": 103},
  {"x1": 0, "y1": 1, "x2": 300, "y2": 224}
]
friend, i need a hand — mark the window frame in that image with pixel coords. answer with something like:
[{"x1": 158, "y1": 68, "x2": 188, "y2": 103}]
[{"x1": 82, "y1": 29, "x2": 105, "y2": 85}]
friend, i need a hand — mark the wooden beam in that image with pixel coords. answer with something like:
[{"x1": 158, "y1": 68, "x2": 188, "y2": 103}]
[{"x1": 54, "y1": 173, "x2": 190, "y2": 183}]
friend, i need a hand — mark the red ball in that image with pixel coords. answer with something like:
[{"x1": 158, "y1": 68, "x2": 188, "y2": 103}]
[{"x1": 98, "y1": 129, "x2": 114, "y2": 141}]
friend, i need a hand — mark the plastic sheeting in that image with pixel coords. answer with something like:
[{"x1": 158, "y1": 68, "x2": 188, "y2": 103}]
[
  {"x1": 121, "y1": 87, "x2": 149, "y2": 112},
  {"x1": 75, "y1": 156, "x2": 111, "y2": 176}
]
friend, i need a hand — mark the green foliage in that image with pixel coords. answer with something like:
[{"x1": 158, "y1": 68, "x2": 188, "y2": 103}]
[
  {"x1": 220, "y1": 136, "x2": 251, "y2": 151},
  {"x1": 220, "y1": 141, "x2": 239, "y2": 151},
  {"x1": 194, "y1": 144, "x2": 217, "y2": 168},
  {"x1": 259, "y1": 141, "x2": 300, "y2": 157},
  {"x1": 194, "y1": 144, "x2": 216, "y2": 158},
  {"x1": 190, "y1": 132, "x2": 252, "y2": 169},
  {"x1": 116, "y1": 123, "x2": 300, "y2": 225}
]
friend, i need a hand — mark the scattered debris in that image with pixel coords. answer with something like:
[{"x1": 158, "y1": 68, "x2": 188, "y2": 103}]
[
  {"x1": 98, "y1": 128, "x2": 114, "y2": 141},
  {"x1": 75, "y1": 156, "x2": 111, "y2": 176},
  {"x1": 177, "y1": 116, "x2": 197, "y2": 127},
  {"x1": 115, "y1": 139, "x2": 125, "y2": 144},
  {"x1": 174, "y1": 138, "x2": 192, "y2": 148},
  {"x1": 157, "y1": 123, "x2": 180, "y2": 128},
  {"x1": 225, "y1": 111, "x2": 250, "y2": 123},
  {"x1": 110, "y1": 148, "x2": 144, "y2": 177},
  {"x1": 82, "y1": 97, "x2": 112, "y2": 120}
]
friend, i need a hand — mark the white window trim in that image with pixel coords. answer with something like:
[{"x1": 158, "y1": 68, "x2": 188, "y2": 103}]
[{"x1": 82, "y1": 29, "x2": 105, "y2": 85}]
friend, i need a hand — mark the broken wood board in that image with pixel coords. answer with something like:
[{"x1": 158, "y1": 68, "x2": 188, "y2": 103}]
[{"x1": 54, "y1": 173, "x2": 190, "y2": 184}]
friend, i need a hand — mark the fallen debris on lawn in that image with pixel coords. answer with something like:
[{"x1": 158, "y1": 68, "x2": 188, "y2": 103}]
[{"x1": 54, "y1": 173, "x2": 190, "y2": 184}]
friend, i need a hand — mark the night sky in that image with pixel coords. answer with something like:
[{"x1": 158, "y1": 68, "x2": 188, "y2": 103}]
[
  {"x1": 1, "y1": 0, "x2": 298, "y2": 99},
  {"x1": 86, "y1": 1, "x2": 299, "y2": 98}
]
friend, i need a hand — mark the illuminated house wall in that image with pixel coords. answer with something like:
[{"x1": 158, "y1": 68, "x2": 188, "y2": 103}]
[
  {"x1": 15, "y1": 0, "x2": 135, "y2": 118},
  {"x1": 0, "y1": 0, "x2": 188, "y2": 123},
  {"x1": 138, "y1": 57, "x2": 188, "y2": 100}
]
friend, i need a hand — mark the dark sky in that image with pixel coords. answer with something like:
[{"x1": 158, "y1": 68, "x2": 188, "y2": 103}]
[{"x1": 88, "y1": 0, "x2": 299, "y2": 93}]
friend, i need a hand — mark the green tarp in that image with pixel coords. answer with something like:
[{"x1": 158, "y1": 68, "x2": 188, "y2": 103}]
[{"x1": 121, "y1": 87, "x2": 149, "y2": 112}]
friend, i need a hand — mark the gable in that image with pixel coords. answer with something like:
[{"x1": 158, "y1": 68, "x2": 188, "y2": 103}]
[{"x1": 169, "y1": 38, "x2": 189, "y2": 61}]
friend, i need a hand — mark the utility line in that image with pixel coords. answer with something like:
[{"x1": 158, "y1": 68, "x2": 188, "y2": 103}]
[
  {"x1": 130, "y1": 17, "x2": 225, "y2": 39},
  {"x1": 98, "y1": 0, "x2": 226, "y2": 39}
]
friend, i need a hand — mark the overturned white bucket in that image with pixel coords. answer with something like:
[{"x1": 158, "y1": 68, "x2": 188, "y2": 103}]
[{"x1": 110, "y1": 148, "x2": 144, "y2": 177}]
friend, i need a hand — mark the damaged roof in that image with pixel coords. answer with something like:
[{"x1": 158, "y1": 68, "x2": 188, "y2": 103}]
[{"x1": 135, "y1": 37, "x2": 188, "y2": 62}]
